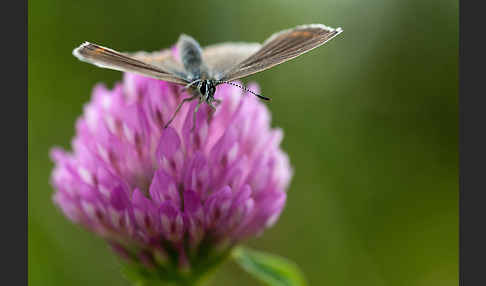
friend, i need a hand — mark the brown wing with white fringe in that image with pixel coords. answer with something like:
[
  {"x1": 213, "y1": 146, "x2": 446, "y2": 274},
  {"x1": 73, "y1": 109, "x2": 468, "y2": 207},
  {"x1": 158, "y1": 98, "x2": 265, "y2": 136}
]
[
  {"x1": 218, "y1": 24, "x2": 343, "y2": 82},
  {"x1": 73, "y1": 42, "x2": 189, "y2": 85}
]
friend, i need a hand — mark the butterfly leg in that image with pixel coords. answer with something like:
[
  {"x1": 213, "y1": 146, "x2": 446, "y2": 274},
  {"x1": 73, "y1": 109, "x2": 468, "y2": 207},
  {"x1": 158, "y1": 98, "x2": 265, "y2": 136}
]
[
  {"x1": 164, "y1": 95, "x2": 198, "y2": 129},
  {"x1": 191, "y1": 97, "x2": 203, "y2": 132},
  {"x1": 182, "y1": 79, "x2": 201, "y2": 92},
  {"x1": 204, "y1": 98, "x2": 221, "y2": 120}
]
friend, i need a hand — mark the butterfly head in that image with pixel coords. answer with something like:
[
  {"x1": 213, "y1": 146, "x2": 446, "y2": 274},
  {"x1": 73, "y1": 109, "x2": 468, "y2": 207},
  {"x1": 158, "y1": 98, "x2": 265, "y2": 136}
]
[
  {"x1": 187, "y1": 78, "x2": 270, "y2": 109},
  {"x1": 197, "y1": 80, "x2": 217, "y2": 104}
]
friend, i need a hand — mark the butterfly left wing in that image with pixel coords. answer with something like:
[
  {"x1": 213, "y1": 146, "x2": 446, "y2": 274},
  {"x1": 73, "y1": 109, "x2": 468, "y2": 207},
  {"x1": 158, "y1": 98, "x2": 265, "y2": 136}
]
[
  {"x1": 73, "y1": 42, "x2": 189, "y2": 85},
  {"x1": 128, "y1": 49, "x2": 186, "y2": 77},
  {"x1": 218, "y1": 24, "x2": 342, "y2": 82}
]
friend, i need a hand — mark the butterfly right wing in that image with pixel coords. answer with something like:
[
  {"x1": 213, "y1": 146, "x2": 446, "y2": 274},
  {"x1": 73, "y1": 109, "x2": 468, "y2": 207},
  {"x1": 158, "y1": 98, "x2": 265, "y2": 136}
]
[
  {"x1": 218, "y1": 24, "x2": 342, "y2": 82},
  {"x1": 201, "y1": 42, "x2": 261, "y2": 80},
  {"x1": 73, "y1": 42, "x2": 189, "y2": 85}
]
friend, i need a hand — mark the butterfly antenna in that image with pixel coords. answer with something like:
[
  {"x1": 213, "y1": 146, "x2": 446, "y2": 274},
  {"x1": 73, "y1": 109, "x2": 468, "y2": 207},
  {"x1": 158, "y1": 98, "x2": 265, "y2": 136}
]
[{"x1": 219, "y1": 81, "x2": 271, "y2": 101}]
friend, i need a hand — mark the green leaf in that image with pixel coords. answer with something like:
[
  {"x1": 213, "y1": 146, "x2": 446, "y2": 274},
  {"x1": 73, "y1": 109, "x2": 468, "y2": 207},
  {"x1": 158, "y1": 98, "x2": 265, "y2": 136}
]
[{"x1": 232, "y1": 247, "x2": 307, "y2": 286}]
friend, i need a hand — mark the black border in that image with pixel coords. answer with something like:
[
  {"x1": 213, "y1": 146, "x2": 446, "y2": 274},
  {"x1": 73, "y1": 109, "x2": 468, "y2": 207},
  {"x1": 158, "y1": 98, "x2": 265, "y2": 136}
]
[
  {"x1": 2, "y1": 0, "x2": 27, "y2": 284},
  {"x1": 460, "y1": 1, "x2": 486, "y2": 285},
  {"x1": 9, "y1": 0, "x2": 477, "y2": 285}
]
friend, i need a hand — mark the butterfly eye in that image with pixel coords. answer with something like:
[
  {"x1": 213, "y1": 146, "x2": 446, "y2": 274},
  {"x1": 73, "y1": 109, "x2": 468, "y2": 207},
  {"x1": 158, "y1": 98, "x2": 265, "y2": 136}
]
[{"x1": 199, "y1": 81, "x2": 207, "y2": 94}]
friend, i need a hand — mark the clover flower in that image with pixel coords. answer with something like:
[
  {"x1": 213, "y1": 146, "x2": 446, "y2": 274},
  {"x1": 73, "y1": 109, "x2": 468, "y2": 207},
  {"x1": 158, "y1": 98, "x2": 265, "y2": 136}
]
[{"x1": 50, "y1": 67, "x2": 292, "y2": 282}]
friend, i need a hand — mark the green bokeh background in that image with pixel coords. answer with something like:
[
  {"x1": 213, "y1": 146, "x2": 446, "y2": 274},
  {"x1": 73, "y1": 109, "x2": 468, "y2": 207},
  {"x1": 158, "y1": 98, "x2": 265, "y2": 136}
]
[{"x1": 28, "y1": 0, "x2": 458, "y2": 285}]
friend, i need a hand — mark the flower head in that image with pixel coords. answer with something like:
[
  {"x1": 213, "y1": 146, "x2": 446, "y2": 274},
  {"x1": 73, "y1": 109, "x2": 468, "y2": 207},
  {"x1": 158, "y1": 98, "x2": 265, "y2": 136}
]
[{"x1": 50, "y1": 52, "x2": 292, "y2": 280}]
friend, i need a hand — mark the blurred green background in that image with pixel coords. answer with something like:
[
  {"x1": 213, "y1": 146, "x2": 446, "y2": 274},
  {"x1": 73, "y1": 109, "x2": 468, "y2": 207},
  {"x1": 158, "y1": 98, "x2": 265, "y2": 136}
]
[{"x1": 28, "y1": 0, "x2": 458, "y2": 285}]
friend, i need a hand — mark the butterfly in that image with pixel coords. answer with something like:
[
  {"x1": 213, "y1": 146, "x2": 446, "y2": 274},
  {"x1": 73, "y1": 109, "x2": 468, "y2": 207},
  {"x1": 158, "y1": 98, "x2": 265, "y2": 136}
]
[{"x1": 73, "y1": 24, "x2": 343, "y2": 129}]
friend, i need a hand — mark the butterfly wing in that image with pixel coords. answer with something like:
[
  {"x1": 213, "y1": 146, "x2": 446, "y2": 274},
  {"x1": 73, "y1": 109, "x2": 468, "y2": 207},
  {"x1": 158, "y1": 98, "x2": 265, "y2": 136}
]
[
  {"x1": 201, "y1": 42, "x2": 261, "y2": 80},
  {"x1": 73, "y1": 42, "x2": 189, "y2": 85},
  {"x1": 218, "y1": 24, "x2": 343, "y2": 82},
  {"x1": 127, "y1": 49, "x2": 191, "y2": 80},
  {"x1": 130, "y1": 35, "x2": 209, "y2": 82}
]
